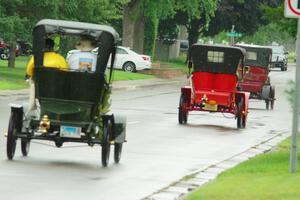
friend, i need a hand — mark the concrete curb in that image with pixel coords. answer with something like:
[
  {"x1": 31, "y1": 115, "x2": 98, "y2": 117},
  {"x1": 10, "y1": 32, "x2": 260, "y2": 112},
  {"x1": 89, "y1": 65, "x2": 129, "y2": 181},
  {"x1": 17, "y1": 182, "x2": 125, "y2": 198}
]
[{"x1": 142, "y1": 130, "x2": 290, "y2": 200}]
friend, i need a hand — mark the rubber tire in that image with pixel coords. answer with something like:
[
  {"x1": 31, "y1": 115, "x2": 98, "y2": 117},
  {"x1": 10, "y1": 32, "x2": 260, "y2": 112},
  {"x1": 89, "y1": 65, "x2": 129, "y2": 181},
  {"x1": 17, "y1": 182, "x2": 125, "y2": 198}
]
[
  {"x1": 21, "y1": 139, "x2": 30, "y2": 156},
  {"x1": 281, "y1": 64, "x2": 285, "y2": 71},
  {"x1": 236, "y1": 98, "x2": 246, "y2": 129},
  {"x1": 265, "y1": 100, "x2": 270, "y2": 110},
  {"x1": 122, "y1": 62, "x2": 136, "y2": 73},
  {"x1": 242, "y1": 114, "x2": 247, "y2": 128},
  {"x1": 270, "y1": 87, "x2": 275, "y2": 110},
  {"x1": 178, "y1": 94, "x2": 188, "y2": 124},
  {"x1": 101, "y1": 119, "x2": 112, "y2": 167},
  {"x1": 114, "y1": 143, "x2": 123, "y2": 164},
  {"x1": 7, "y1": 113, "x2": 18, "y2": 160},
  {"x1": 55, "y1": 141, "x2": 63, "y2": 148},
  {"x1": 0, "y1": 53, "x2": 9, "y2": 60}
]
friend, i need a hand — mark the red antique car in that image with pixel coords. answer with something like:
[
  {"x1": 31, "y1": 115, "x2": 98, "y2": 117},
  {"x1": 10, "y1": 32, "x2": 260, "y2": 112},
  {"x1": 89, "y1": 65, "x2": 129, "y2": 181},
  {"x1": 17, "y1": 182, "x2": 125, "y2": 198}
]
[
  {"x1": 236, "y1": 44, "x2": 275, "y2": 109},
  {"x1": 179, "y1": 44, "x2": 250, "y2": 128}
]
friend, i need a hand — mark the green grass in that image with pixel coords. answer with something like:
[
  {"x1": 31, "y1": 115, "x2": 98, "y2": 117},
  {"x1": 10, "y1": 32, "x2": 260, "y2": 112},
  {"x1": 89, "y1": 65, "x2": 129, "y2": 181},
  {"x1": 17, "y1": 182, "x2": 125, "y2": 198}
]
[
  {"x1": 288, "y1": 52, "x2": 296, "y2": 63},
  {"x1": 0, "y1": 57, "x2": 29, "y2": 90},
  {"x1": 154, "y1": 53, "x2": 189, "y2": 73},
  {"x1": 0, "y1": 56, "x2": 154, "y2": 90},
  {"x1": 112, "y1": 70, "x2": 154, "y2": 81},
  {"x1": 186, "y1": 136, "x2": 300, "y2": 200}
]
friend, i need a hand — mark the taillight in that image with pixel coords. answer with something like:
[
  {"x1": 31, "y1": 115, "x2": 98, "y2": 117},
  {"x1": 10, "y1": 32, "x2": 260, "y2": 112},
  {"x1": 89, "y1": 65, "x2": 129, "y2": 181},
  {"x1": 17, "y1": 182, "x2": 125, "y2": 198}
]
[{"x1": 142, "y1": 56, "x2": 149, "y2": 61}]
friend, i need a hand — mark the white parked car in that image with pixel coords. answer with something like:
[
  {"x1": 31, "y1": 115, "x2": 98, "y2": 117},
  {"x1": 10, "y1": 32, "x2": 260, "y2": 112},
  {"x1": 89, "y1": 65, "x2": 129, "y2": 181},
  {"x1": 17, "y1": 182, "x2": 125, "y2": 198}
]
[{"x1": 66, "y1": 46, "x2": 152, "y2": 72}]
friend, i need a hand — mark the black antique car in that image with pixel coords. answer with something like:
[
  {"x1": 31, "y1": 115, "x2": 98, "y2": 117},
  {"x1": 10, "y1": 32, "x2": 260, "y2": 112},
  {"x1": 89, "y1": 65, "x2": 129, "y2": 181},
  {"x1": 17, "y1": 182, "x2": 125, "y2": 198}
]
[
  {"x1": 6, "y1": 19, "x2": 126, "y2": 167},
  {"x1": 235, "y1": 44, "x2": 275, "y2": 110}
]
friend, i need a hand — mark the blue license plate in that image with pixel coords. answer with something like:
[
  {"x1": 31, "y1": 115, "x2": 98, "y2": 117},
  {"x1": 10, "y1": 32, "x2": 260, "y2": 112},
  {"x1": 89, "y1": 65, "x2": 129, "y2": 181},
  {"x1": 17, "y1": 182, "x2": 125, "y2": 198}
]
[{"x1": 60, "y1": 126, "x2": 81, "y2": 138}]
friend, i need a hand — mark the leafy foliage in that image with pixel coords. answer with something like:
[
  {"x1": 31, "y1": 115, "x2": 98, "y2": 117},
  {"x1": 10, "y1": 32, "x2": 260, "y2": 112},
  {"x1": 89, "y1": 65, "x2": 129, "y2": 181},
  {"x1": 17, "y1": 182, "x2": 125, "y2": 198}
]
[
  {"x1": 205, "y1": 0, "x2": 283, "y2": 36},
  {"x1": 262, "y1": 3, "x2": 297, "y2": 37}
]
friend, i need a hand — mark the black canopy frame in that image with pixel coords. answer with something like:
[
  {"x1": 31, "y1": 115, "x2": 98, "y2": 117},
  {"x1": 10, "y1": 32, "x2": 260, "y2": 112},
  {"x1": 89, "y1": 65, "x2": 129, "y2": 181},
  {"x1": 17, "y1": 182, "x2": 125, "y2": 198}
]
[
  {"x1": 32, "y1": 19, "x2": 120, "y2": 82},
  {"x1": 235, "y1": 44, "x2": 272, "y2": 68},
  {"x1": 188, "y1": 44, "x2": 246, "y2": 75}
]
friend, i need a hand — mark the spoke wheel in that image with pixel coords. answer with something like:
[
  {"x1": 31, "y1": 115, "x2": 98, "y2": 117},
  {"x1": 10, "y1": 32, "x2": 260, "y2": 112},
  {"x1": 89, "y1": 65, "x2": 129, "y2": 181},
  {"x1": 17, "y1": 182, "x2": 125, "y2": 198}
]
[
  {"x1": 270, "y1": 87, "x2": 275, "y2": 110},
  {"x1": 265, "y1": 100, "x2": 270, "y2": 110},
  {"x1": 101, "y1": 119, "x2": 112, "y2": 167},
  {"x1": 114, "y1": 143, "x2": 123, "y2": 164},
  {"x1": 236, "y1": 98, "x2": 245, "y2": 129},
  {"x1": 178, "y1": 94, "x2": 188, "y2": 124},
  {"x1": 21, "y1": 139, "x2": 30, "y2": 156},
  {"x1": 7, "y1": 113, "x2": 19, "y2": 160}
]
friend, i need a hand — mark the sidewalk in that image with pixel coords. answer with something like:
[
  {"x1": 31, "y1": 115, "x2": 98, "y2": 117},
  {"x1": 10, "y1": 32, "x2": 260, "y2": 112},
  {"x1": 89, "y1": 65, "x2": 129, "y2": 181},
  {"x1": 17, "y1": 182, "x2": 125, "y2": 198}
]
[{"x1": 0, "y1": 77, "x2": 187, "y2": 99}]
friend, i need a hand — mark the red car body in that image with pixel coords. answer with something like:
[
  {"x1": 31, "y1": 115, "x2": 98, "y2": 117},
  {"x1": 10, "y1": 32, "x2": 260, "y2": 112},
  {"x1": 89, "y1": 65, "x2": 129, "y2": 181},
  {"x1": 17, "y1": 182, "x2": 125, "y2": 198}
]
[{"x1": 179, "y1": 44, "x2": 250, "y2": 128}]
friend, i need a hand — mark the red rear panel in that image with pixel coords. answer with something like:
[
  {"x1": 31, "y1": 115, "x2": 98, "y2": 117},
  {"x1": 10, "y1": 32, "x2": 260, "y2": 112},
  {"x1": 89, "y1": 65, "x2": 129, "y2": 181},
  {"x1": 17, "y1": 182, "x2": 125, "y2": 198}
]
[
  {"x1": 192, "y1": 72, "x2": 237, "y2": 106},
  {"x1": 243, "y1": 66, "x2": 268, "y2": 82},
  {"x1": 240, "y1": 66, "x2": 268, "y2": 92}
]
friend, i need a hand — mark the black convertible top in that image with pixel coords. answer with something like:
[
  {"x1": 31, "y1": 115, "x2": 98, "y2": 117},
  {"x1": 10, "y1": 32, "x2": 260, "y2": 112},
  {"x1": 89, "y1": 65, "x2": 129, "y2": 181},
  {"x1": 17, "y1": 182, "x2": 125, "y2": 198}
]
[
  {"x1": 33, "y1": 19, "x2": 118, "y2": 74},
  {"x1": 189, "y1": 44, "x2": 246, "y2": 74},
  {"x1": 35, "y1": 19, "x2": 119, "y2": 40},
  {"x1": 235, "y1": 44, "x2": 272, "y2": 67}
]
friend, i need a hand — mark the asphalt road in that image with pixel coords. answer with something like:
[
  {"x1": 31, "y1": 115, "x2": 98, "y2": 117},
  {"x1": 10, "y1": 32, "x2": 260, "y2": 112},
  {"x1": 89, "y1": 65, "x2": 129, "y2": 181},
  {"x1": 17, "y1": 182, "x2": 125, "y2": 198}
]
[{"x1": 0, "y1": 65, "x2": 295, "y2": 200}]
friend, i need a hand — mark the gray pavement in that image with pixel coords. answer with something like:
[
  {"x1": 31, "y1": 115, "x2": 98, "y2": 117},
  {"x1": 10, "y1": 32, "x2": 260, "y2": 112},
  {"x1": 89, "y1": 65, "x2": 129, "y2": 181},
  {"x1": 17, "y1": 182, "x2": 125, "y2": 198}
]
[{"x1": 0, "y1": 65, "x2": 295, "y2": 200}]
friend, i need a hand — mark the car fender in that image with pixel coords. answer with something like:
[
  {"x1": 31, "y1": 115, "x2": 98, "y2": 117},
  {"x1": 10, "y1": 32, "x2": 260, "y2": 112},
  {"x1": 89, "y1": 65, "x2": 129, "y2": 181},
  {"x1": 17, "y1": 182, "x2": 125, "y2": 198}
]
[
  {"x1": 9, "y1": 103, "x2": 24, "y2": 114},
  {"x1": 261, "y1": 85, "x2": 271, "y2": 100},
  {"x1": 235, "y1": 91, "x2": 250, "y2": 114},
  {"x1": 113, "y1": 114, "x2": 126, "y2": 143},
  {"x1": 8, "y1": 103, "x2": 24, "y2": 130},
  {"x1": 181, "y1": 87, "x2": 192, "y2": 101}
]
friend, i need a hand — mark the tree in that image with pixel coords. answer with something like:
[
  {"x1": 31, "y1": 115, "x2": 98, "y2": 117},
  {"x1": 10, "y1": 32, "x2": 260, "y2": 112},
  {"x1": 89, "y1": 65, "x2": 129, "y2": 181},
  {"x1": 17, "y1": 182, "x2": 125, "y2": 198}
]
[
  {"x1": 205, "y1": 0, "x2": 284, "y2": 37},
  {"x1": 0, "y1": 0, "x2": 126, "y2": 68},
  {"x1": 0, "y1": 0, "x2": 30, "y2": 68},
  {"x1": 159, "y1": 0, "x2": 218, "y2": 47},
  {"x1": 122, "y1": 0, "x2": 175, "y2": 53},
  {"x1": 262, "y1": 3, "x2": 297, "y2": 37}
]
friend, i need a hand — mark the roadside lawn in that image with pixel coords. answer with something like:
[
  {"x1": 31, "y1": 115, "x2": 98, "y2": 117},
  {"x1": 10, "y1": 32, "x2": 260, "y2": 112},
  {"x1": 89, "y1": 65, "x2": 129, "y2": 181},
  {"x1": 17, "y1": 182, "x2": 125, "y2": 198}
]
[
  {"x1": 288, "y1": 52, "x2": 295, "y2": 63},
  {"x1": 0, "y1": 56, "x2": 154, "y2": 90},
  {"x1": 186, "y1": 135, "x2": 300, "y2": 200},
  {"x1": 153, "y1": 53, "x2": 188, "y2": 73}
]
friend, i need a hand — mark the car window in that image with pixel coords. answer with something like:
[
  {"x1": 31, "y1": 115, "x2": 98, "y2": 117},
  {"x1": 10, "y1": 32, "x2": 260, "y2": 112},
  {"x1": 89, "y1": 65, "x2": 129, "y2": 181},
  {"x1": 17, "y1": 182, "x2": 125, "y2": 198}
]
[
  {"x1": 272, "y1": 47, "x2": 284, "y2": 54},
  {"x1": 207, "y1": 51, "x2": 224, "y2": 63},
  {"x1": 117, "y1": 48, "x2": 128, "y2": 54},
  {"x1": 246, "y1": 51, "x2": 257, "y2": 60}
]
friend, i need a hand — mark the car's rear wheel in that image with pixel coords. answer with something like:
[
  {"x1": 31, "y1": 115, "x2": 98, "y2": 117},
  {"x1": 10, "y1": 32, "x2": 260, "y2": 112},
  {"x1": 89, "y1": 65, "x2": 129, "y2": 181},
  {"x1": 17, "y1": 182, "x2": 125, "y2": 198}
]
[
  {"x1": 21, "y1": 139, "x2": 30, "y2": 156},
  {"x1": 122, "y1": 62, "x2": 136, "y2": 73},
  {"x1": 114, "y1": 143, "x2": 122, "y2": 164},
  {"x1": 270, "y1": 86, "x2": 275, "y2": 110},
  {"x1": 178, "y1": 94, "x2": 188, "y2": 124},
  {"x1": 265, "y1": 100, "x2": 270, "y2": 110},
  {"x1": 280, "y1": 64, "x2": 285, "y2": 71},
  {"x1": 101, "y1": 119, "x2": 112, "y2": 167},
  {"x1": 237, "y1": 97, "x2": 246, "y2": 129},
  {"x1": 7, "y1": 113, "x2": 19, "y2": 160}
]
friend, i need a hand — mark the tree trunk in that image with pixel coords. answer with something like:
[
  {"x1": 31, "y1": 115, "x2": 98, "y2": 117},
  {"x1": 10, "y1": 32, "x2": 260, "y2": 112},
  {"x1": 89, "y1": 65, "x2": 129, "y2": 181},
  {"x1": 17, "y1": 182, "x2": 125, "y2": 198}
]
[
  {"x1": 122, "y1": 6, "x2": 135, "y2": 49},
  {"x1": 133, "y1": 14, "x2": 145, "y2": 54},
  {"x1": 187, "y1": 20, "x2": 201, "y2": 48},
  {"x1": 8, "y1": 41, "x2": 16, "y2": 68},
  {"x1": 122, "y1": 0, "x2": 146, "y2": 53}
]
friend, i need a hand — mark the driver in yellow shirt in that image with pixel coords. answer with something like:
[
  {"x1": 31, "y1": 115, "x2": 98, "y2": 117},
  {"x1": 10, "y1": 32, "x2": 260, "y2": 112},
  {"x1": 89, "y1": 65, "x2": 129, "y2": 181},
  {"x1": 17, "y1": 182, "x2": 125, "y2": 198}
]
[
  {"x1": 26, "y1": 38, "x2": 68, "y2": 115},
  {"x1": 26, "y1": 38, "x2": 68, "y2": 77}
]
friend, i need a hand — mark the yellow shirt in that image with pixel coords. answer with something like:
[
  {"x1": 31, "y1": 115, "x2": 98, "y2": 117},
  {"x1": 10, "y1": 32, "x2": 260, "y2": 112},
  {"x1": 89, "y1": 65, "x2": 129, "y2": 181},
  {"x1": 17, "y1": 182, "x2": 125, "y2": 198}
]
[{"x1": 26, "y1": 52, "x2": 68, "y2": 77}]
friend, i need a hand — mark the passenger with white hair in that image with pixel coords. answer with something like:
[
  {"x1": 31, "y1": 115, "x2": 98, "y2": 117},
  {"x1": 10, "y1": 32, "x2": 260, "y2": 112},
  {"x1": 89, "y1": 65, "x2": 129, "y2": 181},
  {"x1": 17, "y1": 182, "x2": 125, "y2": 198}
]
[{"x1": 67, "y1": 36, "x2": 98, "y2": 72}]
